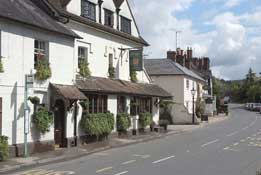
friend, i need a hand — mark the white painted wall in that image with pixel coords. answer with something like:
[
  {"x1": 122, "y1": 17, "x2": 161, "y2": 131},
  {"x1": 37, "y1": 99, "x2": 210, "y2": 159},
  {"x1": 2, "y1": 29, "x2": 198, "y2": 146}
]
[
  {"x1": 70, "y1": 21, "x2": 143, "y2": 81},
  {"x1": 107, "y1": 95, "x2": 117, "y2": 132},
  {"x1": 0, "y1": 20, "x2": 75, "y2": 144}
]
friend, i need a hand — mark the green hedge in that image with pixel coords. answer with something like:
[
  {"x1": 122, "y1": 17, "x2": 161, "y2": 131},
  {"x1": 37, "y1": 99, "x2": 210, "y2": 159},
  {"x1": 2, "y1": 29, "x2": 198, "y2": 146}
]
[
  {"x1": 32, "y1": 107, "x2": 54, "y2": 134},
  {"x1": 117, "y1": 113, "x2": 131, "y2": 132},
  {"x1": 0, "y1": 136, "x2": 9, "y2": 161},
  {"x1": 80, "y1": 112, "x2": 115, "y2": 137},
  {"x1": 139, "y1": 113, "x2": 152, "y2": 128}
]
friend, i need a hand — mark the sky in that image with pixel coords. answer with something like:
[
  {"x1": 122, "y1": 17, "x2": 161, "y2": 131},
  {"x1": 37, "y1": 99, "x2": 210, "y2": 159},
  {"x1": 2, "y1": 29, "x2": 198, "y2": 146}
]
[{"x1": 129, "y1": 0, "x2": 261, "y2": 80}]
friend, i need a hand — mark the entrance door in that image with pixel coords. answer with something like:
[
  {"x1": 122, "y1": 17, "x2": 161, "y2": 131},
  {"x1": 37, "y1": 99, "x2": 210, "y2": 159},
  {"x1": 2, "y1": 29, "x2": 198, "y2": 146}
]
[{"x1": 54, "y1": 100, "x2": 66, "y2": 147}]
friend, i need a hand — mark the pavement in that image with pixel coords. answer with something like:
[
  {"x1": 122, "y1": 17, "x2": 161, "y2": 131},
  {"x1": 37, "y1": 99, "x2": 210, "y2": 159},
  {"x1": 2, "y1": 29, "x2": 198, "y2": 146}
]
[{"x1": 0, "y1": 113, "x2": 229, "y2": 175}]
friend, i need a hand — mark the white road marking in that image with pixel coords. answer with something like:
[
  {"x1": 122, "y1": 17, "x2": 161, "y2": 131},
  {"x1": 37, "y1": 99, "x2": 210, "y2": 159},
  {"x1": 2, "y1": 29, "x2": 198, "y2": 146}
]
[
  {"x1": 226, "y1": 131, "x2": 238, "y2": 137},
  {"x1": 142, "y1": 155, "x2": 151, "y2": 159},
  {"x1": 122, "y1": 160, "x2": 136, "y2": 165},
  {"x1": 233, "y1": 142, "x2": 239, "y2": 146},
  {"x1": 96, "y1": 167, "x2": 113, "y2": 173},
  {"x1": 252, "y1": 134, "x2": 257, "y2": 137},
  {"x1": 186, "y1": 150, "x2": 190, "y2": 153},
  {"x1": 152, "y1": 155, "x2": 175, "y2": 164},
  {"x1": 223, "y1": 146, "x2": 230, "y2": 150},
  {"x1": 114, "y1": 171, "x2": 128, "y2": 175},
  {"x1": 201, "y1": 139, "x2": 219, "y2": 147},
  {"x1": 133, "y1": 154, "x2": 143, "y2": 157},
  {"x1": 242, "y1": 126, "x2": 249, "y2": 130}
]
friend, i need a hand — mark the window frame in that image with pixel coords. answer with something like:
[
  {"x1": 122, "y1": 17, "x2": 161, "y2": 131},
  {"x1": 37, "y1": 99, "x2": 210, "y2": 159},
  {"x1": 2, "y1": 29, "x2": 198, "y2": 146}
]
[
  {"x1": 186, "y1": 79, "x2": 190, "y2": 89},
  {"x1": 34, "y1": 39, "x2": 49, "y2": 68},
  {"x1": 81, "y1": 0, "x2": 97, "y2": 21},
  {"x1": 104, "y1": 8, "x2": 114, "y2": 27},
  {"x1": 86, "y1": 94, "x2": 108, "y2": 114},
  {"x1": 78, "y1": 46, "x2": 88, "y2": 69},
  {"x1": 120, "y1": 16, "x2": 131, "y2": 34},
  {"x1": 117, "y1": 96, "x2": 126, "y2": 113}
]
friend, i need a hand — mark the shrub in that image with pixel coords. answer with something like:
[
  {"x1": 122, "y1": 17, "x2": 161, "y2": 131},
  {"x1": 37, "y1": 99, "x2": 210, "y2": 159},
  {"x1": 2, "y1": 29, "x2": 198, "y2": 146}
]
[
  {"x1": 80, "y1": 112, "x2": 115, "y2": 137},
  {"x1": 117, "y1": 113, "x2": 131, "y2": 132},
  {"x1": 108, "y1": 65, "x2": 115, "y2": 79},
  {"x1": 0, "y1": 57, "x2": 4, "y2": 73},
  {"x1": 139, "y1": 113, "x2": 152, "y2": 128},
  {"x1": 32, "y1": 107, "x2": 54, "y2": 134},
  {"x1": 80, "y1": 99, "x2": 90, "y2": 112},
  {"x1": 35, "y1": 59, "x2": 52, "y2": 81},
  {"x1": 79, "y1": 61, "x2": 91, "y2": 78},
  {"x1": 0, "y1": 136, "x2": 9, "y2": 161}
]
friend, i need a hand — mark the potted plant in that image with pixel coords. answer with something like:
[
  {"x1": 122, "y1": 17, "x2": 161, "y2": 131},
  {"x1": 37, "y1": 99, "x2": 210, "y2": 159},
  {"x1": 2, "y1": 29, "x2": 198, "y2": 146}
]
[
  {"x1": 117, "y1": 113, "x2": 131, "y2": 136},
  {"x1": 108, "y1": 65, "x2": 115, "y2": 79},
  {"x1": 139, "y1": 113, "x2": 152, "y2": 133},
  {"x1": 0, "y1": 56, "x2": 4, "y2": 73},
  {"x1": 79, "y1": 60, "x2": 91, "y2": 78},
  {"x1": 32, "y1": 107, "x2": 54, "y2": 134},
  {"x1": 35, "y1": 59, "x2": 52, "y2": 81}
]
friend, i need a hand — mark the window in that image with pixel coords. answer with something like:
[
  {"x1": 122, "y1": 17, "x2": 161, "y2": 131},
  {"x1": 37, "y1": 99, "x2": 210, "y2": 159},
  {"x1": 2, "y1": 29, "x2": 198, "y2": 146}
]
[
  {"x1": 130, "y1": 97, "x2": 152, "y2": 115},
  {"x1": 81, "y1": 0, "x2": 96, "y2": 21},
  {"x1": 34, "y1": 40, "x2": 48, "y2": 68},
  {"x1": 104, "y1": 9, "x2": 114, "y2": 27},
  {"x1": 186, "y1": 79, "x2": 190, "y2": 89},
  {"x1": 78, "y1": 46, "x2": 88, "y2": 68},
  {"x1": 0, "y1": 97, "x2": 2, "y2": 135},
  {"x1": 121, "y1": 16, "x2": 131, "y2": 34},
  {"x1": 109, "y1": 53, "x2": 113, "y2": 66},
  {"x1": 186, "y1": 101, "x2": 189, "y2": 108},
  {"x1": 86, "y1": 94, "x2": 108, "y2": 113},
  {"x1": 117, "y1": 96, "x2": 126, "y2": 113}
]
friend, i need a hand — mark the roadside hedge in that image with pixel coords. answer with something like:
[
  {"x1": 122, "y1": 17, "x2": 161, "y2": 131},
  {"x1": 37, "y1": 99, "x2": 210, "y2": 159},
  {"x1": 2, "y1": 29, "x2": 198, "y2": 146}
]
[
  {"x1": 0, "y1": 136, "x2": 9, "y2": 161},
  {"x1": 80, "y1": 112, "x2": 115, "y2": 137},
  {"x1": 117, "y1": 113, "x2": 131, "y2": 132},
  {"x1": 139, "y1": 113, "x2": 152, "y2": 128}
]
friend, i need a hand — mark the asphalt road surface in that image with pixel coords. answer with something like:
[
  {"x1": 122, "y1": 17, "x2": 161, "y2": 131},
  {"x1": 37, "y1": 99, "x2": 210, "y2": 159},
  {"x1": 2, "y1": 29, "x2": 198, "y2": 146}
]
[{"x1": 13, "y1": 105, "x2": 261, "y2": 175}]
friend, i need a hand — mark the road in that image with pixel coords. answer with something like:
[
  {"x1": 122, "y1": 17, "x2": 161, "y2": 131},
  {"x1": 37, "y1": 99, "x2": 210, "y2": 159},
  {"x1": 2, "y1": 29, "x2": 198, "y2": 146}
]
[{"x1": 13, "y1": 106, "x2": 261, "y2": 175}]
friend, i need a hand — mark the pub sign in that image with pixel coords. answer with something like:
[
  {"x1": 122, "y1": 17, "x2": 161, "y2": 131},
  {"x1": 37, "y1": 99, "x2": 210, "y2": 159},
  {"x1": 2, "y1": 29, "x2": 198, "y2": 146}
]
[{"x1": 129, "y1": 49, "x2": 143, "y2": 71}]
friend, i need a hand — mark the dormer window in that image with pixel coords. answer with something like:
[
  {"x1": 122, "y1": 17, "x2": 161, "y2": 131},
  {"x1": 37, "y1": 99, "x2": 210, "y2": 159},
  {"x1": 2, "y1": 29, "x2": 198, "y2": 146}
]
[
  {"x1": 121, "y1": 16, "x2": 131, "y2": 34},
  {"x1": 81, "y1": 0, "x2": 96, "y2": 21},
  {"x1": 104, "y1": 9, "x2": 114, "y2": 27}
]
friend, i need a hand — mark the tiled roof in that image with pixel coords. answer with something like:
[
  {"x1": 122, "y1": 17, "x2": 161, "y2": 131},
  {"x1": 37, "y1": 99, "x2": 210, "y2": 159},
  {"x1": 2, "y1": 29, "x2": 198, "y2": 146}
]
[
  {"x1": 0, "y1": 0, "x2": 79, "y2": 38},
  {"x1": 144, "y1": 59, "x2": 205, "y2": 82},
  {"x1": 76, "y1": 77, "x2": 172, "y2": 98},
  {"x1": 51, "y1": 84, "x2": 87, "y2": 100}
]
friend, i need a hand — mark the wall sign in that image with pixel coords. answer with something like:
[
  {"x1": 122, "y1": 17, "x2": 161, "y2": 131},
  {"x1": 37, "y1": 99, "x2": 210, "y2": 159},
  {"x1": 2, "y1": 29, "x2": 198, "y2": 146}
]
[{"x1": 129, "y1": 49, "x2": 143, "y2": 71}]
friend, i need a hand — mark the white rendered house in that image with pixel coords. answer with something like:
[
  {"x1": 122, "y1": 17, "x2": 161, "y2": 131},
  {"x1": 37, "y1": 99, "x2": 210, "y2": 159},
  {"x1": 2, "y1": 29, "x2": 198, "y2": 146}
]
[{"x1": 0, "y1": 0, "x2": 171, "y2": 157}]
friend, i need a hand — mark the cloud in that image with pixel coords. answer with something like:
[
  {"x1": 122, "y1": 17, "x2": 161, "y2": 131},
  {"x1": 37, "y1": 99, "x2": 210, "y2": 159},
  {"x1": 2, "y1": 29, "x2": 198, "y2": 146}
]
[
  {"x1": 224, "y1": 0, "x2": 244, "y2": 8},
  {"x1": 130, "y1": 0, "x2": 261, "y2": 80}
]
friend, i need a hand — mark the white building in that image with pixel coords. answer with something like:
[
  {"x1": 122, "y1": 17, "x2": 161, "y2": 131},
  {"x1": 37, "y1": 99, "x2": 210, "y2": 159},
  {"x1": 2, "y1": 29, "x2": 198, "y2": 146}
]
[
  {"x1": 0, "y1": 0, "x2": 171, "y2": 157},
  {"x1": 144, "y1": 56, "x2": 206, "y2": 124}
]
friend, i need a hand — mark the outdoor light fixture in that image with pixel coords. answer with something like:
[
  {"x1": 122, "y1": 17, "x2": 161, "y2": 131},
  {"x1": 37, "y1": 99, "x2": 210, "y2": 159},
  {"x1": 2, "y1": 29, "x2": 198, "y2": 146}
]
[{"x1": 191, "y1": 88, "x2": 196, "y2": 124}]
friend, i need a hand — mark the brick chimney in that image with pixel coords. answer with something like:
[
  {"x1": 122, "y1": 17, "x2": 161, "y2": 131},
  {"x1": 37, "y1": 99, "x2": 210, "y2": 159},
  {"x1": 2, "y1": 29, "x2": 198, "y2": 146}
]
[
  {"x1": 187, "y1": 47, "x2": 193, "y2": 59},
  {"x1": 203, "y1": 57, "x2": 210, "y2": 70},
  {"x1": 167, "y1": 51, "x2": 176, "y2": 62}
]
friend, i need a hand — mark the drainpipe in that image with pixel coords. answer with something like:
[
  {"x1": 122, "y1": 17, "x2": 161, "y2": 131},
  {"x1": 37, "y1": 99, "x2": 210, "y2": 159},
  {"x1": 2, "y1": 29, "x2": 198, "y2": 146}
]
[
  {"x1": 98, "y1": 0, "x2": 104, "y2": 24},
  {"x1": 73, "y1": 101, "x2": 78, "y2": 147}
]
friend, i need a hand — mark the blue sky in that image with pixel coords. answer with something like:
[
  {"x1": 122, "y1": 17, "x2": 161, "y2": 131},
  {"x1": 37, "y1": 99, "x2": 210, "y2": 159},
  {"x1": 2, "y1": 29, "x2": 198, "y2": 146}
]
[{"x1": 130, "y1": 0, "x2": 261, "y2": 80}]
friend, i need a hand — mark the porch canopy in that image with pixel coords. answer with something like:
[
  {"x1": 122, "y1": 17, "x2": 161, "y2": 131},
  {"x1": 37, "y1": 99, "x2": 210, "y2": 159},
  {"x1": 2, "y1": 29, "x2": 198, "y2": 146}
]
[
  {"x1": 76, "y1": 77, "x2": 172, "y2": 98},
  {"x1": 51, "y1": 84, "x2": 87, "y2": 100}
]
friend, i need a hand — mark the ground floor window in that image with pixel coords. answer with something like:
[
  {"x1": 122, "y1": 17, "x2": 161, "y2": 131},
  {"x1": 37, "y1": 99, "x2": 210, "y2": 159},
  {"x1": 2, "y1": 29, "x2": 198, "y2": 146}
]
[
  {"x1": 0, "y1": 97, "x2": 2, "y2": 135},
  {"x1": 117, "y1": 96, "x2": 126, "y2": 113},
  {"x1": 86, "y1": 94, "x2": 108, "y2": 113},
  {"x1": 130, "y1": 97, "x2": 152, "y2": 115}
]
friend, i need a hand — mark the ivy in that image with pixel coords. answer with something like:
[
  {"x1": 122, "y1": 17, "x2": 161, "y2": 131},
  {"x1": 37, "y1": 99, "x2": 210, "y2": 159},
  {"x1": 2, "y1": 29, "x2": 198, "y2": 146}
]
[
  {"x1": 0, "y1": 136, "x2": 9, "y2": 161},
  {"x1": 117, "y1": 113, "x2": 131, "y2": 132},
  {"x1": 32, "y1": 107, "x2": 54, "y2": 134},
  {"x1": 0, "y1": 57, "x2": 4, "y2": 73},
  {"x1": 80, "y1": 112, "x2": 115, "y2": 137},
  {"x1": 108, "y1": 65, "x2": 115, "y2": 79},
  {"x1": 35, "y1": 59, "x2": 52, "y2": 81},
  {"x1": 79, "y1": 61, "x2": 91, "y2": 78},
  {"x1": 139, "y1": 112, "x2": 152, "y2": 128},
  {"x1": 130, "y1": 69, "x2": 137, "y2": 82}
]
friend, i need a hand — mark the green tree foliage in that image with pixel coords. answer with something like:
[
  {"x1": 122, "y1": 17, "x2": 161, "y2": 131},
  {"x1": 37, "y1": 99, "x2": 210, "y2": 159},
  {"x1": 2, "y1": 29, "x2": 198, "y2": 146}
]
[{"x1": 213, "y1": 68, "x2": 261, "y2": 103}]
